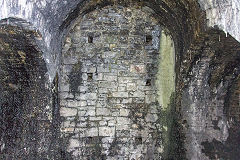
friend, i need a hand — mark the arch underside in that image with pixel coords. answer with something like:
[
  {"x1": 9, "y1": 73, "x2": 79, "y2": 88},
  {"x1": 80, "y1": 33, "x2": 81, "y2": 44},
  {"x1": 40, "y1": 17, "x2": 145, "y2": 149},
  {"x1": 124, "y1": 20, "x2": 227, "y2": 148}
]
[
  {"x1": 0, "y1": 0, "x2": 239, "y2": 159},
  {"x1": 60, "y1": 4, "x2": 175, "y2": 159},
  {"x1": 0, "y1": 21, "x2": 53, "y2": 159}
]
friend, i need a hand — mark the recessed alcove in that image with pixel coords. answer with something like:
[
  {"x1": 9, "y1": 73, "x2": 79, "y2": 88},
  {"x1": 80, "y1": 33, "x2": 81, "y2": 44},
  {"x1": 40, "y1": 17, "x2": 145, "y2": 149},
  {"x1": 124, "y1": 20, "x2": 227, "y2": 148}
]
[
  {"x1": 1, "y1": 0, "x2": 239, "y2": 160},
  {"x1": 145, "y1": 35, "x2": 153, "y2": 44},
  {"x1": 59, "y1": 4, "x2": 175, "y2": 159},
  {"x1": 88, "y1": 35, "x2": 93, "y2": 43},
  {"x1": 145, "y1": 79, "x2": 152, "y2": 86},
  {"x1": 87, "y1": 73, "x2": 93, "y2": 81},
  {"x1": 0, "y1": 21, "x2": 52, "y2": 159}
]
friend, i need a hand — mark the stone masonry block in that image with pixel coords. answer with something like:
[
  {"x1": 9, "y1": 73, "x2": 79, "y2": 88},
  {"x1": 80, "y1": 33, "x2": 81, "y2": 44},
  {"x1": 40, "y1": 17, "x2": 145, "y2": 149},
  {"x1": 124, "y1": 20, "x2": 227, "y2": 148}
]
[
  {"x1": 96, "y1": 108, "x2": 111, "y2": 116},
  {"x1": 118, "y1": 77, "x2": 133, "y2": 83},
  {"x1": 120, "y1": 108, "x2": 130, "y2": 117},
  {"x1": 112, "y1": 92, "x2": 128, "y2": 98},
  {"x1": 68, "y1": 100, "x2": 87, "y2": 107},
  {"x1": 117, "y1": 117, "x2": 131, "y2": 125},
  {"x1": 127, "y1": 83, "x2": 137, "y2": 91},
  {"x1": 68, "y1": 139, "x2": 80, "y2": 149},
  {"x1": 129, "y1": 91, "x2": 145, "y2": 98},
  {"x1": 118, "y1": 86, "x2": 126, "y2": 92},
  {"x1": 130, "y1": 64, "x2": 146, "y2": 73},
  {"x1": 145, "y1": 113, "x2": 158, "y2": 122},
  {"x1": 86, "y1": 109, "x2": 96, "y2": 116},
  {"x1": 77, "y1": 93, "x2": 97, "y2": 100},
  {"x1": 103, "y1": 75, "x2": 118, "y2": 81},
  {"x1": 85, "y1": 127, "x2": 98, "y2": 137},
  {"x1": 60, "y1": 107, "x2": 78, "y2": 117},
  {"x1": 99, "y1": 81, "x2": 118, "y2": 89},
  {"x1": 116, "y1": 125, "x2": 129, "y2": 130},
  {"x1": 99, "y1": 127, "x2": 115, "y2": 137}
]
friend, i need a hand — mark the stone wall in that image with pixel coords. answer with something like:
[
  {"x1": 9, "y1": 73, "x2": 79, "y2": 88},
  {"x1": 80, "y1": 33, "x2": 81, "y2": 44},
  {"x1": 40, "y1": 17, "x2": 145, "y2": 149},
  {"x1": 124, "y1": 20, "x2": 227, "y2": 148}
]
[
  {"x1": 0, "y1": 0, "x2": 206, "y2": 81},
  {"x1": 0, "y1": 22, "x2": 53, "y2": 159},
  {"x1": 0, "y1": 1, "x2": 239, "y2": 160},
  {"x1": 59, "y1": 5, "x2": 175, "y2": 159},
  {"x1": 180, "y1": 30, "x2": 240, "y2": 160}
]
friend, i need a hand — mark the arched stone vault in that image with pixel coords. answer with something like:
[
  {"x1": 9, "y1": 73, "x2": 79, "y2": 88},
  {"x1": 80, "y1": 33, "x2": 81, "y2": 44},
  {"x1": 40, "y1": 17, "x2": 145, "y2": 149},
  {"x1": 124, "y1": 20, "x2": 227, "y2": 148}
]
[
  {"x1": 180, "y1": 29, "x2": 240, "y2": 159},
  {"x1": 58, "y1": 1, "x2": 205, "y2": 158},
  {"x1": 0, "y1": 0, "x2": 239, "y2": 159},
  {"x1": 0, "y1": 19, "x2": 55, "y2": 159},
  {"x1": 58, "y1": 0, "x2": 240, "y2": 159},
  {"x1": 60, "y1": 0, "x2": 206, "y2": 61},
  {"x1": 60, "y1": 4, "x2": 176, "y2": 159}
]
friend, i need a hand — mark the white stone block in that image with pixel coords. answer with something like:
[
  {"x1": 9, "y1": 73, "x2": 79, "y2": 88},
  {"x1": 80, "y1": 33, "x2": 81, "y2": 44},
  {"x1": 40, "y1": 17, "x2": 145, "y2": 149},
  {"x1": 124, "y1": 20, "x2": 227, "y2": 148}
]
[
  {"x1": 127, "y1": 83, "x2": 137, "y2": 91},
  {"x1": 112, "y1": 92, "x2": 128, "y2": 98},
  {"x1": 85, "y1": 127, "x2": 98, "y2": 137},
  {"x1": 96, "y1": 108, "x2": 111, "y2": 116},
  {"x1": 60, "y1": 107, "x2": 77, "y2": 117},
  {"x1": 86, "y1": 109, "x2": 95, "y2": 116},
  {"x1": 68, "y1": 100, "x2": 87, "y2": 107},
  {"x1": 99, "y1": 127, "x2": 115, "y2": 137},
  {"x1": 145, "y1": 113, "x2": 158, "y2": 122},
  {"x1": 120, "y1": 108, "x2": 130, "y2": 116},
  {"x1": 68, "y1": 139, "x2": 80, "y2": 149},
  {"x1": 118, "y1": 86, "x2": 126, "y2": 92},
  {"x1": 117, "y1": 117, "x2": 131, "y2": 125},
  {"x1": 129, "y1": 91, "x2": 145, "y2": 98},
  {"x1": 103, "y1": 75, "x2": 117, "y2": 81},
  {"x1": 130, "y1": 64, "x2": 146, "y2": 73},
  {"x1": 116, "y1": 125, "x2": 129, "y2": 130}
]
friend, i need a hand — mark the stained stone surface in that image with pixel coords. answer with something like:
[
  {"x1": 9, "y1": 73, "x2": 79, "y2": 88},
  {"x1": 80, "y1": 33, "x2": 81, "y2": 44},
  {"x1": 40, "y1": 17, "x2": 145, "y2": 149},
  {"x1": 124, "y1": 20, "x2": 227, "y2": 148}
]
[
  {"x1": 0, "y1": 23, "x2": 53, "y2": 159},
  {"x1": 0, "y1": 0, "x2": 239, "y2": 81},
  {"x1": 0, "y1": 0, "x2": 239, "y2": 160},
  {"x1": 60, "y1": 5, "x2": 165, "y2": 159},
  {"x1": 180, "y1": 30, "x2": 240, "y2": 160}
]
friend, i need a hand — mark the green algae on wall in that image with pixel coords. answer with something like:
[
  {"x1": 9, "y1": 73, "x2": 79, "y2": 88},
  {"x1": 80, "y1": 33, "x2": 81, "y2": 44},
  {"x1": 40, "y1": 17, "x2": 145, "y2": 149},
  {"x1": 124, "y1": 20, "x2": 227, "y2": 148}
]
[{"x1": 156, "y1": 30, "x2": 175, "y2": 157}]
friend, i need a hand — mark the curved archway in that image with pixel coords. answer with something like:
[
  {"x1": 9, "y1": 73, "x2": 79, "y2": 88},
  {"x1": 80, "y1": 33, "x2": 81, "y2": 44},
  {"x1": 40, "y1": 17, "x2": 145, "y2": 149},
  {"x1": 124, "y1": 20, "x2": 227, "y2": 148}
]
[
  {"x1": 58, "y1": 1, "x2": 240, "y2": 159},
  {"x1": 60, "y1": 3, "x2": 176, "y2": 159},
  {"x1": 0, "y1": 0, "x2": 239, "y2": 159},
  {"x1": 180, "y1": 29, "x2": 240, "y2": 159},
  {"x1": 0, "y1": 18, "x2": 53, "y2": 159}
]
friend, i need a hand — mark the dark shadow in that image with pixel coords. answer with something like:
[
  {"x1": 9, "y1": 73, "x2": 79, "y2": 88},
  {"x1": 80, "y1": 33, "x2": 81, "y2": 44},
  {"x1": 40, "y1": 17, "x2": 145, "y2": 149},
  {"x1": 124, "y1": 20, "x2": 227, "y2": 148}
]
[{"x1": 0, "y1": 18, "x2": 51, "y2": 159}]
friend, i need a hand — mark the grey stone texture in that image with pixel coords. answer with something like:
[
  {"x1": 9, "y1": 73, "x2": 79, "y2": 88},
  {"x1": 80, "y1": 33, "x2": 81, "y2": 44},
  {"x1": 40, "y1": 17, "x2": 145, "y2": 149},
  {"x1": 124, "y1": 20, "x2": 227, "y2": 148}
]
[
  {"x1": 60, "y1": 5, "x2": 163, "y2": 159},
  {"x1": 1, "y1": 0, "x2": 239, "y2": 81},
  {"x1": 180, "y1": 31, "x2": 240, "y2": 160},
  {"x1": 1, "y1": 0, "x2": 240, "y2": 159}
]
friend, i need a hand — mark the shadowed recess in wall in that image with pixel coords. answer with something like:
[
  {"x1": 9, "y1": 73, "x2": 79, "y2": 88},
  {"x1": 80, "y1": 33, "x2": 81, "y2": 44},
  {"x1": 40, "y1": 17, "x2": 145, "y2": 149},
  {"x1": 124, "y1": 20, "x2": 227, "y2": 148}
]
[
  {"x1": 69, "y1": 61, "x2": 83, "y2": 97},
  {"x1": 180, "y1": 28, "x2": 240, "y2": 160},
  {"x1": 0, "y1": 19, "x2": 52, "y2": 159},
  {"x1": 59, "y1": 4, "x2": 176, "y2": 159}
]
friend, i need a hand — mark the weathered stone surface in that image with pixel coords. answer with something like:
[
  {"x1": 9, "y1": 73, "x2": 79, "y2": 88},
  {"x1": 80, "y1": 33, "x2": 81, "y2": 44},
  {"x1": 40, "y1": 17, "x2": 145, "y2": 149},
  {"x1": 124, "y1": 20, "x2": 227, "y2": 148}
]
[
  {"x1": 59, "y1": 5, "x2": 164, "y2": 159},
  {"x1": 96, "y1": 108, "x2": 111, "y2": 116},
  {"x1": 0, "y1": 24, "x2": 53, "y2": 159},
  {"x1": 130, "y1": 64, "x2": 146, "y2": 73},
  {"x1": 60, "y1": 107, "x2": 78, "y2": 117},
  {"x1": 2, "y1": 0, "x2": 239, "y2": 159},
  {"x1": 99, "y1": 127, "x2": 115, "y2": 137},
  {"x1": 145, "y1": 114, "x2": 158, "y2": 122},
  {"x1": 112, "y1": 92, "x2": 128, "y2": 98},
  {"x1": 180, "y1": 30, "x2": 240, "y2": 160},
  {"x1": 119, "y1": 108, "x2": 130, "y2": 117},
  {"x1": 85, "y1": 127, "x2": 98, "y2": 137},
  {"x1": 127, "y1": 83, "x2": 137, "y2": 91},
  {"x1": 68, "y1": 139, "x2": 80, "y2": 149},
  {"x1": 0, "y1": 0, "x2": 239, "y2": 84}
]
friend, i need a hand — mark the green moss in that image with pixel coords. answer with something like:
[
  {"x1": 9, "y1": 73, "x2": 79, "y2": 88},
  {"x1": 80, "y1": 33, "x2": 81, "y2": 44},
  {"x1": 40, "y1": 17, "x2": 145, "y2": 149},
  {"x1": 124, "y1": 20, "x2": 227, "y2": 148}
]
[{"x1": 156, "y1": 30, "x2": 176, "y2": 158}]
